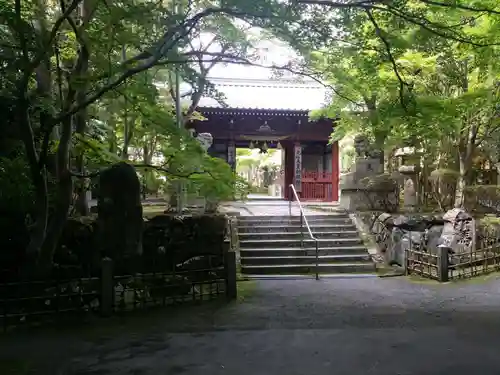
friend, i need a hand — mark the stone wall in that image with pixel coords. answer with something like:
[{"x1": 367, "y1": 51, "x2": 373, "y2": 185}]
[
  {"x1": 366, "y1": 209, "x2": 480, "y2": 268},
  {"x1": 1, "y1": 213, "x2": 231, "y2": 282}
]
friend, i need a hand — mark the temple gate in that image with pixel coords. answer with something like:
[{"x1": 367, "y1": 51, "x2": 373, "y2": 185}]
[
  {"x1": 187, "y1": 106, "x2": 339, "y2": 202},
  {"x1": 185, "y1": 78, "x2": 339, "y2": 202}
]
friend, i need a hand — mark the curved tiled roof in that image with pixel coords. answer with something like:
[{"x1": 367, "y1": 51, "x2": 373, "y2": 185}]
[{"x1": 196, "y1": 77, "x2": 330, "y2": 111}]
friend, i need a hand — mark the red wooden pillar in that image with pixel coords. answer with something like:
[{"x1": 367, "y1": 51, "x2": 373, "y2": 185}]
[
  {"x1": 331, "y1": 141, "x2": 339, "y2": 201},
  {"x1": 283, "y1": 141, "x2": 294, "y2": 201}
]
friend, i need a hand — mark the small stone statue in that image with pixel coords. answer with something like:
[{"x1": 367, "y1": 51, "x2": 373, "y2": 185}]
[
  {"x1": 354, "y1": 135, "x2": 370, "y2": 158},
  {"x1": 403, "y1": 178, "x2": 417, "y2": 210},
  {"x1": 196, "y1": 133, "x2": 213, "y2": 151},
  {"x1": 353, "y1": 134, "x2": 381, "y2": 159}
]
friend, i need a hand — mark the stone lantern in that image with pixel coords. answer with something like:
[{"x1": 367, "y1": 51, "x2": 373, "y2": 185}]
[{"x1": 395, "y1": 147, "x2": 421, "y2": 212}]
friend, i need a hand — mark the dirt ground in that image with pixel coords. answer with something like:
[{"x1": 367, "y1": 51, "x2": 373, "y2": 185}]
[{"x1": 2, "y1": 276, "x2": 500, "y2": 375}]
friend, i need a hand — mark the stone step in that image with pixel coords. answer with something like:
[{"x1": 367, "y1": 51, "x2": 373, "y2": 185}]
[
  {"x1": 241, "y1": 254, "x2": 371, "y2": 266},
  {"x1": 238, "y1": 214, "x2": 349, "y2": 222},
  {"x1": 237, "y1": 224, "x2": 356, "y2": 233},
  {"x1": 238, "y1": 217, "x2": 353, "y2": 226},
  {"x1": 239, "y1": 238, "x2": 363, "y2": 249},
  {"x1": 240, "y1": 246, "x2": 368, "y2": 258},
  {"x1": 240, "y1": 262, "x2": 376, "y2": 275},
  {"x1": 239, "y1": 231, "x2": 360, "y2": 240},
  {"x1": 239, "y1": 214, "x2": 347, "y2": 219}
]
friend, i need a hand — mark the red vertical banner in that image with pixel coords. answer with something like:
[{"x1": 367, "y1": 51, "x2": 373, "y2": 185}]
[{"x1": 331, "y1": 141, "x2": 339, "y2": 201}]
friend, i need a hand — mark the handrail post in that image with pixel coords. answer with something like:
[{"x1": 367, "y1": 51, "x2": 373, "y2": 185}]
[
  {"x1": 300, "y1": 213, "x2": 304, "y2": 248},
  {"x1": 288, "y1": 183, "x2": 320, "y2": 281},
  {"x1": 315, "y1": 240, "x2": 319, "y2": 281},
  {"x1": 289, "y1": 185, "x2": 292, "y2": 217}
]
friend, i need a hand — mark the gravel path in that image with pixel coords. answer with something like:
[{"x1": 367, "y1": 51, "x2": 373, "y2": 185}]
[{"x1": 2, "y1": 277, "x2": 500, "y2": 374}]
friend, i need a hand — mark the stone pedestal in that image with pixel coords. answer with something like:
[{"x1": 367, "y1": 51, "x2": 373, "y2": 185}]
[
  {"x1": 354, "y1": 158, "x2": 383, "y2": 175},
  {"x1": 339, "y1": 157, "x2": 397, "y2": 211}
]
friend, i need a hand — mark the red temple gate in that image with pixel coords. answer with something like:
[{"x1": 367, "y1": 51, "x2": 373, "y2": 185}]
[{"x1": 186, "y1": 80, "x2": 339, "y2": 202}]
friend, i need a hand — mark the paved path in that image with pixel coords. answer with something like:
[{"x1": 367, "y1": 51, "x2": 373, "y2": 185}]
[
  {"x1": 3, "y1": 277, "x2": 500, "y2": 374},
  {"x1": 220, "y1": 200, "x2": 334, "y2": 216}
]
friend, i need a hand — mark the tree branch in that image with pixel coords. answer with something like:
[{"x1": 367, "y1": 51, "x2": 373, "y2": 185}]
[
  {"x1": 296, "y1": 0, "x2": 373, "y2": 8},
  {"x1": 365, "y1": 9, "x2": 411, "y2": 112},
  {"x1": 416, "y1": 0, "x2": 500, "y2": 15},
  {"x1": 53, "y1": 6, "x2": 278, "y2": 126},
  {"x1": 298, "y1": 0, "x2": 500, "y2": 47},
  {"x1": 22, "y1": 0, "x2": 84, "y2": 89},
  {"x1": 381, "y1": 4, "x2": 500, "y2": 47},
  {"x1": 70, "y1": 163, "x2": 212, "y2": 179}
]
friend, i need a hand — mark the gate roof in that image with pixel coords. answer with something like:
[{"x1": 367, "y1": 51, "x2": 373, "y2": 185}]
[{"x1": 196, "y1": 77, "x2": 329, "y2": 113}]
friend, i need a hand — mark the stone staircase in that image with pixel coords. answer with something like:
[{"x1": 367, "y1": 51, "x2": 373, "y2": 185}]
[{"x1": 237, "y1": 213, "x2": 375, "y2": 277}]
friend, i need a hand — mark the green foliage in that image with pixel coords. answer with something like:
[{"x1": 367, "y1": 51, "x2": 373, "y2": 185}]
[
  {"x1": 0, "y1": 155, "x2": 34, "y2": 213},
  {"x1": 304, "y1": 1, "x2": 500, "y2": 154},
  {"x1": 340, "y1": 147, "x2": 356, "y2": 173},
  {"x1": 4, "y1": 0, "x2": 500, "y2": 268},
  {"x1": 187, "y1": 155, "x2": 249, "y2": 201},
  {"x1": 464, "y1": 185, "x2": 500, "y2": 214},
  {"x1": 297, "y1": 0, "x2": 500, "y2": 207},
  {"x1": 142, "y1": 171, "x2": 165, "y2": 195}
]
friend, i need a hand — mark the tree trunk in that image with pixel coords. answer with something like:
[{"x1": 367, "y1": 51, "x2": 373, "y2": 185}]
[
  {"x1": 74, "y1": 45, "x2": 90, "y2": 216},
  {"x1": 108, "y1": 119, "x2": 117, "y2": 154},
  {"x1": 143, "y1": 143, "x2": 152, "y2": 165},
  {"x1": 20, "y1": 3, "x2": 53, "y2": 260},
  {"x1": 17, "y1": 99, "x2": 49, "y2": 258},
  {"x1": 454, "y1": 154, "x2": 471, "y2": 208},
  {"x1": 121, "y1": 115, "x2": 136, "y2": 160},
  {"x1": 374, "y1": 132, "x2": 386, "y2": 172},
  {"x1": 39, "y1": 115, "x2": 74, "y2": 272}
]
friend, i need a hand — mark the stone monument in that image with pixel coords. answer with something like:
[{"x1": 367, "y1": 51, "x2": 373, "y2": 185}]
[
  {"x1": 438, "y1": 208, "x2": 475, "y2": 265},
  {"x1": 97, "y1": 162, "x2": 143, "y2": 273}
]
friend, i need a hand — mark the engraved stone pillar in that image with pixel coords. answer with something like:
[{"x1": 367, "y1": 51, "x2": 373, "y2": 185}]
[{"x1": 399, "y1": 165, "x2": 419, "y2": 212}]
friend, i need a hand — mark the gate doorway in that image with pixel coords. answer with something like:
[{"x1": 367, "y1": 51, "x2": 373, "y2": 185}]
[
  {"x1": 236, "y1": 145, "x2": 284, "y2": 199},
  {"x1": 301, "y1": 171, "x2": 335, "y2": 201}
]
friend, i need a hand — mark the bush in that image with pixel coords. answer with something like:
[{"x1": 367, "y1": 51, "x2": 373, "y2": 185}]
[
  {"x1": 141, "y1": 214, "x2": 228, "y2": 272},
  {"x1": 185, "y1": 155, "x2": 249, "y2": 208},
  {"x1": 0, "y1": 155, "x2": 34, "y2": 214},
  {"x1": 359, "y1": 173, "x2": 400, "y2": 212},
  {"x1": 464, "y1": 185, "x2": 500, "y2": 214},
  {"x1": 428, "y1": 169, "x2": 458, "y2": 211}
]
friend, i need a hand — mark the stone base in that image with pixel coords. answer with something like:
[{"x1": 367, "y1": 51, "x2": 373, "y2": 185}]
[{"x1": 340, "y1": 188, "x2": 398, "y2": 212}]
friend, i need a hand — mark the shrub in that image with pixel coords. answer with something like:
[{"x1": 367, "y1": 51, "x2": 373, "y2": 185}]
[
  {"x1": 359, "y1": 173, "x2": 400, "y2": 212},
  {"x1": 428, "y1": 168, "x2": 458, "y2": 211},
  {"x1": 464, "y1": 185, "x2": 500, "y2": 214}
]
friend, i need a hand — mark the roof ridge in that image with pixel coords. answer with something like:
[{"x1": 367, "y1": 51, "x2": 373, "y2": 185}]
[
  {"x1": 212, "y1": 83, "x2": 323, "y2": 90},
  {"x1": 207, "y1": 76, "x2": 324, "y2": 86}
]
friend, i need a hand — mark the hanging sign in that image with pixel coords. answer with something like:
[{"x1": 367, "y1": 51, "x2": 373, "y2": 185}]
[{"x1": 294, "y1": 143, "x2": 302, "y2": 192}]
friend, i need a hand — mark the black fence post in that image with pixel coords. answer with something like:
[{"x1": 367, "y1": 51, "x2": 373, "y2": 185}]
[
  {"x1": 100, "y1": 258, "x2": 114, "y2": 317},
  {"x1": 438, "y1": 245, "x2": 450, "y2": 282},
  {"x1": 225, "y1": 251, "x2": 237, "y2": 300}
]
